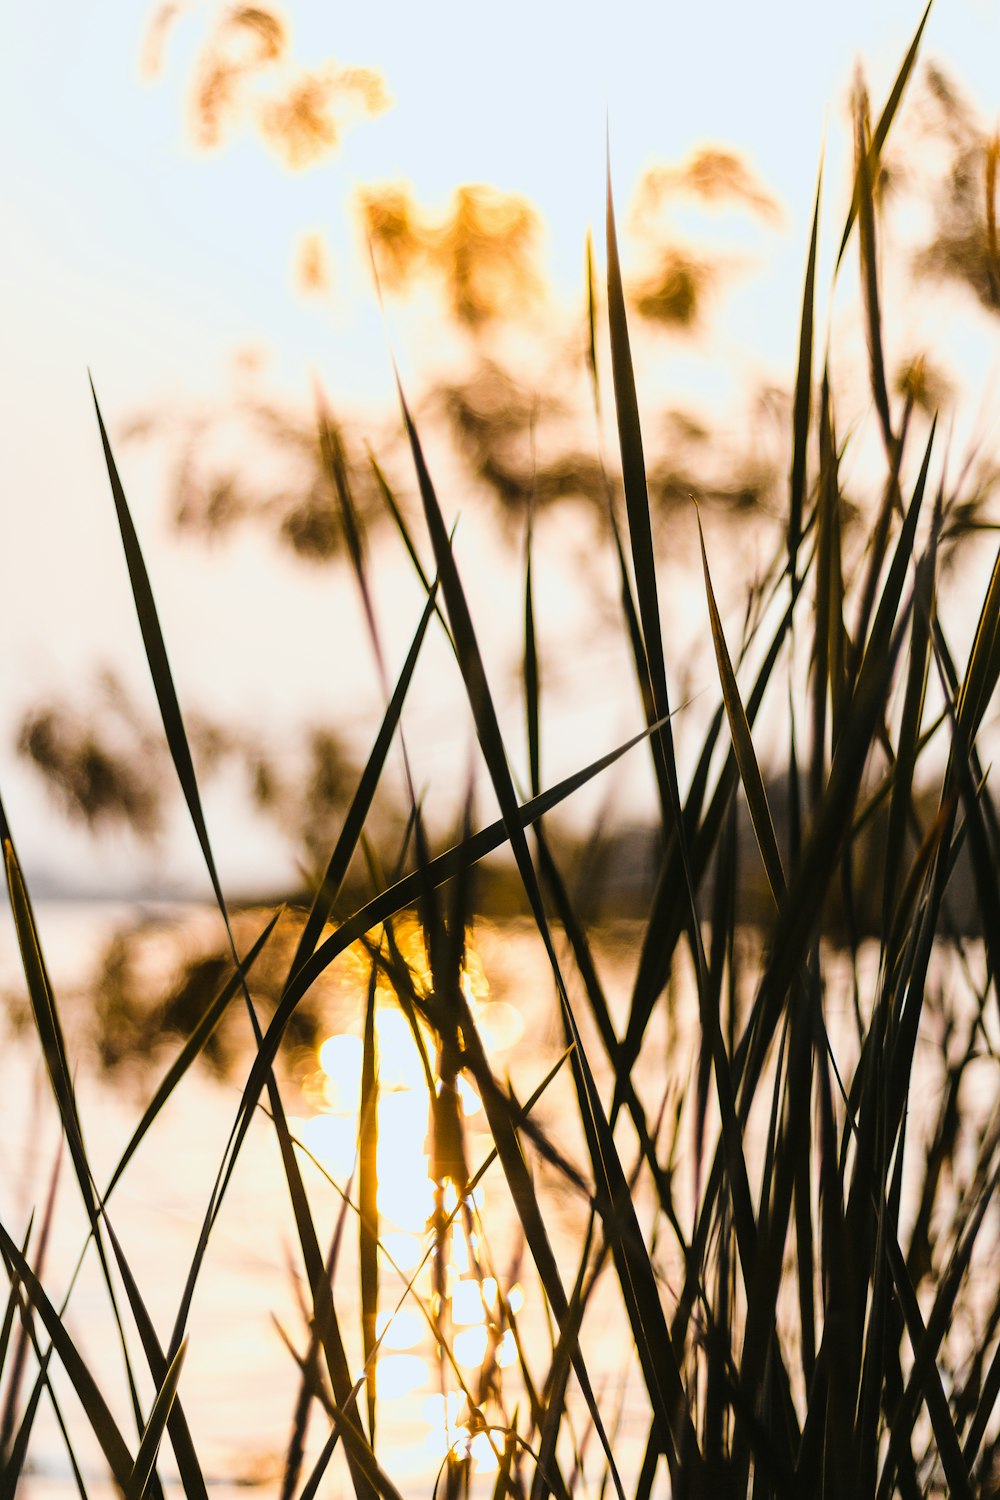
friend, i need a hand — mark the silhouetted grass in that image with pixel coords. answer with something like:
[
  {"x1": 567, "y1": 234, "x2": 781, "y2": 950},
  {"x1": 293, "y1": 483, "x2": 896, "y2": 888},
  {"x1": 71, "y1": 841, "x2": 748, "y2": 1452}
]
[{"x1": 3, "y1": 4, "x2": 1000, "y2": 1495}]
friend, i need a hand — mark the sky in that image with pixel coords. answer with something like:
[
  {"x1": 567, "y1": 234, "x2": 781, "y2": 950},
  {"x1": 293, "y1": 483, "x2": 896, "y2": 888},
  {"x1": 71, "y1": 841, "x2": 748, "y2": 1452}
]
[{"x1": 1, "y1": 0, "x2": 998, "y2": 895}]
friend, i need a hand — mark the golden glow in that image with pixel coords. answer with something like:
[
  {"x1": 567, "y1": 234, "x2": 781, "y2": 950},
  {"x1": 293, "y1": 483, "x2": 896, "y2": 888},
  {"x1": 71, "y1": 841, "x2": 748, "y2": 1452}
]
[
  {"x1": 448, "y1": 1234, "x2": 469, "y2": 1275},
  {"x1": 474, "y1": 1000, "x2": 524, "y2": 1052},
  {"x1": 300, "y1": 1112, "x2": 356, "y2": 1176},
  {"x1": 496, "y1": 1329, "x2": 517, "y2": 1369},
  {"x1": 440, "y1": 1180, "x2": 459, "y2": 1217},
  {"x1": 306, "y1": 926, "x2": 526, "y2": 1466},
  {"x1": 373, "y1": 1007, "x2": 422, "y2": 1087},
  {"x1": 468, "y1": 1431, "x2": 500, "y2": 1474},
  {"x1": 376, "y1": 1353, "x2": 427, "y2": 1400},
  {"x1": 453, "y1": 1325, "x2": 489, "y2": 1368},
  {"x1": 381, "y1": 1230, "x2": 422, "y2": 1271},
  {"x1": 422, "y1": 1391, "x2": 466, "y2": 1429},
  {"x1": 317, "y1": 1032, "x2": 363, "y2": 1111},
  {"x1": 375, "y1": 1307, "x2": 423, "y2": 1351},
  {"x1": 451, "y1": 1278, "x2": 485, "y2": 1326},
  {"x1": 456, "y1": 1074, "x2": 481, "y2": 1116}
]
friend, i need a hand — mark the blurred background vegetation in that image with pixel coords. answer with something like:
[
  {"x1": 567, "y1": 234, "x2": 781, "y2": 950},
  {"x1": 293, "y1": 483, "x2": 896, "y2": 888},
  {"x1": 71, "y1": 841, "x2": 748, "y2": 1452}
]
[{"x1": 8, "y1": 2, "x2": 1000, "y2": 1071}]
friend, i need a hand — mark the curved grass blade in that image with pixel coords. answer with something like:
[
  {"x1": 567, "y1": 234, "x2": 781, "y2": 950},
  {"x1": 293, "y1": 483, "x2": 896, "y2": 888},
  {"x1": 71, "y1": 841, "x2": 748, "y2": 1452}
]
[{"x1": 185, "y1": 711, "x2": 661, "y2": 1264}]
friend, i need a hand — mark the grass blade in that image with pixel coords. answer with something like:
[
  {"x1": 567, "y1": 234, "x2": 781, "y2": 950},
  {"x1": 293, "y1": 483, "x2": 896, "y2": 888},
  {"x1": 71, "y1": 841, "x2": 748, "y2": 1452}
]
[
  {"x1": 789, "y1": 166, "x2": 822, "y2": 585},
  {"x1": 126, "y1": 1339, "x2": 188, "y2": 1500},
  {"x1": 855, "y1": 96, "x2": 894, "y2": 454},
  {"x1": 698, "y1": 511, "x2": 785, "y2": 906},
  {"x1": 836, "y1": 0, "x2": 934, "y2": 269},
  {"x1": 606, "y1": 155, "x2": 676, "y2": 822},
  {"x1": 0, "y1": 1218, "x2": 135, "y2": 1490},
  {"x1": 359, "y1": 955, "x2": 379, "y2": 1448}
]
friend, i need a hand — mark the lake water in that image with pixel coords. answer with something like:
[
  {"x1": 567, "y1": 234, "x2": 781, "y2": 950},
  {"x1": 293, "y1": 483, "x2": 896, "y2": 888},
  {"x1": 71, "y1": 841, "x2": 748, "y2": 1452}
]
[{"x1": 0, "y1": 901, "x2": 994, "y2": 1497}]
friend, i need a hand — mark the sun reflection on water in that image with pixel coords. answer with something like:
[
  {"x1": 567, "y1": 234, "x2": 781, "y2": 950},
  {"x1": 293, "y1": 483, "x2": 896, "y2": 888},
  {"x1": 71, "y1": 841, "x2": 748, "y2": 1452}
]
[{"x1": 298, "y1": 920, "x2": 527, "y2": 1478}]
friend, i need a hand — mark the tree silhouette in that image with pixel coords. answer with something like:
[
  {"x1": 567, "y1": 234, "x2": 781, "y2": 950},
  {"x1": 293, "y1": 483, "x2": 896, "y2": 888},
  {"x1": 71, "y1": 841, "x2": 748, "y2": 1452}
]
[
  {"x1": 17, "y1": 22, "x2": 1000, "y2": 913},
  {"x1": 143, "y1": 1, "x2": 388, "y2": 163},
  {"x1": 910, "y1": 65, "x2": 1000, "y2": 314}
]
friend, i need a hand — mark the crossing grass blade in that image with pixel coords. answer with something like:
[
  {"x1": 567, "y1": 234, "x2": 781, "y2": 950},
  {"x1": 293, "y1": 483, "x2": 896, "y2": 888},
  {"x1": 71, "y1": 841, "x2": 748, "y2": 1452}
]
[
  {"x1": 101, "y1": 1215, "x2": 208, "y2": 1500},
  {"x1": 385, "y1": 406, "x2": 590, "y2": 1426},
  {"x1": 287, "y1": 583, "x2": 439, "y2": 976},
  {"x1": 618, "y1": 575, "x2": 797, "y2": 1097},
  {"x1": 176, "y1": 711, "x2": 665, "y2": 1500},
  {"x1": 92, "y1": 381, "x2": 382, "y2": 1500},
  {"x1": 0, "y1": 1327, "x2": 88, "y2": 1500},
  {"x1": 10, "y1": 18, "x2": 1000, "y2": 1492},
  {"x1": 741, "y1": 603, "x2": 911, "y2": 1100},
  {"x1": 0, "y1": 1218, "x2": 135, "y2": 1491},
  {"x1": 1, "y1": 826, "x2": 158, "y2": 1478},
  {"x1": 396, "y1": 366, "x2": 698, "y2": 1477},
  {"x1": 104, "y1": 909, "x2": 281, "y2": 1200},
  {"x1": 697, "y1": 511, "x2": 785, "y2": 907},
  {"x1": 0, "y1": 1200, "x2": 41, "y2": 1464},
  {"x1": 0, "y1": 1196, "x2": 87, "y2": 1500},
  {"x1": 881, "y1": 532, "x2": 936, "y2": 938},
  {"x1": 126, "y1": 1338, "x2": 188, "y2": 1500}
]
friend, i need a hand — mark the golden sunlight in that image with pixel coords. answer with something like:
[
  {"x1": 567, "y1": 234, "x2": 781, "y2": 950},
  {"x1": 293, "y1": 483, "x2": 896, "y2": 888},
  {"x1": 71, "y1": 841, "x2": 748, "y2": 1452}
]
[{"x1": 303, "y1": 923, "x2": 527, "y2": 1467}]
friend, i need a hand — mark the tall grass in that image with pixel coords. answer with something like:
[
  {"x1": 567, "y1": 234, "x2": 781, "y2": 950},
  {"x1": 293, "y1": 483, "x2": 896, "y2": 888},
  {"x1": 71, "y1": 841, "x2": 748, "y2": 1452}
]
[{"x1": 3, "y1": 5, "x2": 1000, "y2": 1494}]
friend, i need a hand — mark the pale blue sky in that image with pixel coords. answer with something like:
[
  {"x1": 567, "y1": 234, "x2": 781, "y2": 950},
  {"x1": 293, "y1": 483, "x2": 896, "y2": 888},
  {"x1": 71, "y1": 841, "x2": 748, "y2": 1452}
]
[{"x1": 1, "y1": 0, "x2": 997, "y2": 893}]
